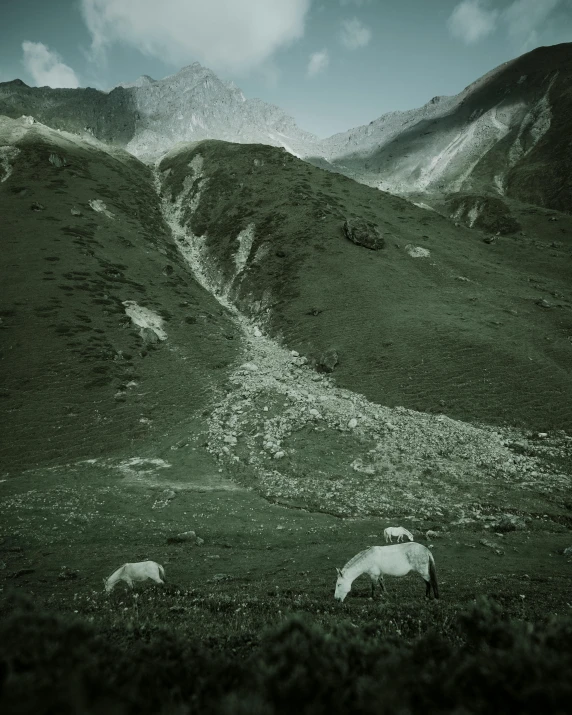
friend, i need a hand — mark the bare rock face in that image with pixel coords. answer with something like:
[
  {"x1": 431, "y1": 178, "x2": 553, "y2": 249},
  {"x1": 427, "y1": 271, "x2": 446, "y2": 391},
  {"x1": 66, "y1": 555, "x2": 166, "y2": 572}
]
[{"x1": 343, "y1": 218, "x2": 385, "y2": 250}]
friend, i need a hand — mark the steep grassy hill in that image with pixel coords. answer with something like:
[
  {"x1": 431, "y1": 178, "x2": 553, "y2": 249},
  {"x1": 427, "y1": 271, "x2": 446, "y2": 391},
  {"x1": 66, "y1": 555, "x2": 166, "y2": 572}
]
[
  {"x1": 0, "y1": 117, "x2": 239, "y2": 473},
  {"x1": 160, "y1": 139, "x2": 572, "y2": 431}
]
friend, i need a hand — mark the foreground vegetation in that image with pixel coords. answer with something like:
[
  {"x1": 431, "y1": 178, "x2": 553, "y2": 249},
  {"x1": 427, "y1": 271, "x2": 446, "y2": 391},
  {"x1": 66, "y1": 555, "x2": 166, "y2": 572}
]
[{"x1": 1, "y1": 591, "x2": 571, "y2": 714}]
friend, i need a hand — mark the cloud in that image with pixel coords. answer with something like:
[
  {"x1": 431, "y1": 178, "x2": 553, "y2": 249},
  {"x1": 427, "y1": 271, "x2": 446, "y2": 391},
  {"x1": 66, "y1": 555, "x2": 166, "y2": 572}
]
[
  {"x1": 307, "y1": 49, "x2": 329, "y2": 77},
  {"x1": 502, "y1": 0, "x2": 562, "y2": 50},
  {"x1": 339, "y1": 0, "x2": 371, "y2": 5},
  {"x1": 21, "y1": 41, "x2": 80, "y2": 88},
  {"x1": 447, "y1": 0, "x2": 498, "y2": 44},
  {"x1": 340, "y1": 17, "x2": 372, "y2": 49},
  {"x1": 80, "y1": 0, "x2": 310, "y2": 74}
]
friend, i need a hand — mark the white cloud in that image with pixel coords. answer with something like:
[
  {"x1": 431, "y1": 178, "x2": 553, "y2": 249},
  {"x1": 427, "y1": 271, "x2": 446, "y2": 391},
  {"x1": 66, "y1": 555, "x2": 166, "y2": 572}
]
[
  {"x1": 502, "y1": 0, "x2": 562, "y2": 50},
  {"x1": 80, "y1": 0, "x2": 310, "y2": 74},
  {"x1": 22, "y1": 41, "x2": 80, "y2": 88},
  {"x1": 307, "y1": 49, "x2": 329, "y2": 77},
  {"x1": 340, "y1": 17, "x2": 372, "y2": 49},
  {"x1": 447, "y1": 0, "x2": 498, "y2": 44}
]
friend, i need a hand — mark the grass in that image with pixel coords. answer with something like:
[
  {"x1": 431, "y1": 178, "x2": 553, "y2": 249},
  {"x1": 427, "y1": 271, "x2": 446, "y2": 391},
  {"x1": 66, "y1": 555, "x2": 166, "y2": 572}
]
[
  {"x1": 160, "y1": 140, "x2": 572, "y2": 432},
  {"x1": 1, "y1": 462, "x2": 571, "y2": 713}
]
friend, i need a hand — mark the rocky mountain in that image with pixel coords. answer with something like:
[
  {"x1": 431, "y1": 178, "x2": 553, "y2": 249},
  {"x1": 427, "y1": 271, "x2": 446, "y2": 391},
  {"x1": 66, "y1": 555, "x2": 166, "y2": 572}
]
[
  {"x1": 307, "y1": 43, "x2": 572, "y2": 216},
  {"x1": 1, "y1": 46, "x2": 571, "y2": 481},
  {"x1": 0, "y1": 63, "x2": 317, "y2": 163},
  {"x1": 1, "y1": 44, "x2": 571, "y2": 219}
]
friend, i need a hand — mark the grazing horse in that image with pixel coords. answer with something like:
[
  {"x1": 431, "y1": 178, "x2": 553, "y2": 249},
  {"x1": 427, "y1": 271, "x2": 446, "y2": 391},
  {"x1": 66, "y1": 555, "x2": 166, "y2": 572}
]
[
  {"x1": 334, "y1": 543, "x2": 439, "y2": 601},
  {"x1": 384, "y1": 526, "x2": 414, "y2": 543},
  {"x1": 103, "y1": 561, "x2": 165, "y2": 593}
]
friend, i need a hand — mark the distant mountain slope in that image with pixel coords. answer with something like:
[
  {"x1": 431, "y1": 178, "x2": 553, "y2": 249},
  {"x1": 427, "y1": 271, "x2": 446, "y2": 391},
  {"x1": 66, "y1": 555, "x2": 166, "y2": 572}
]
[
  {"x1": 0, "y1": 63, "x2": 317, "y2": 163},
  {"x1": 1, "y1": 45, "x2": 570, "y2": 214},
  {"x1": 0, "y1": 117, "x2": 239, "y2": 472},
  {"x1": 308, "y1": 43, "x2": 572, "y2": 214},
  {"x1": 159, "y1": 139, "x2": 572, "y2": 431}
]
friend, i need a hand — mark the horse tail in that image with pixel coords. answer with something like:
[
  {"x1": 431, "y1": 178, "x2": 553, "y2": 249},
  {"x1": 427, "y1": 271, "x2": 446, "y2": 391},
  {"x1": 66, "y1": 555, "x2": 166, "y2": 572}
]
[
  {"x1": 158, "y1": 564, "x2": 166, "y2": 581},
  {"x1": 429, "y1": 554, "x2": 439, "y2": 599}
]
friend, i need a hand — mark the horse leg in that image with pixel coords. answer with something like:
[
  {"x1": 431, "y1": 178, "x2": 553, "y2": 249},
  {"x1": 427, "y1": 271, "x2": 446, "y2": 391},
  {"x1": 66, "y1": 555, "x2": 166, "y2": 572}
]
[
  {"x1": 370, "y1": 576, "x2": 377, "y2": 599},
  {"x1": 425, "y1": 579, "x2": 431, "y2": 597},
  {"x1": 378, "y1": 577, "x2": 386, "y2": 596}
]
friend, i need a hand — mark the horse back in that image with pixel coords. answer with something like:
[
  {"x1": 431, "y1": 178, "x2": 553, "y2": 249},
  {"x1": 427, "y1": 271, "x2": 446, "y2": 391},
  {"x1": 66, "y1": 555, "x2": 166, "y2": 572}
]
[{"x1": 371, "y1": 543, "x2": 431, "y2": 574}]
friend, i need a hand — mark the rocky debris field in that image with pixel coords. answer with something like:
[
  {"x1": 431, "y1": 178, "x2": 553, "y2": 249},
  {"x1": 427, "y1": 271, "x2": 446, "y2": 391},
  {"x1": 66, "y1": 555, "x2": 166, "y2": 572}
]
[{"x1": 203, "y1": 314, "x2": 571, "y2": 522}]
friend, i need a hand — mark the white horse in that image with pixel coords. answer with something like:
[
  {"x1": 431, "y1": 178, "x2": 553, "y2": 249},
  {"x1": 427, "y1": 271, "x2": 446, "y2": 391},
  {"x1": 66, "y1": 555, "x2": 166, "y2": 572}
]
[
  {"x1": 103, "y1": 561, "x2": 166, "y2": 593},
  {"x1": 384, "y1": 526, "x2": 414, "y2": 543},
  {"x1": 334, "y1": 543, "x2": 439, "y2": 601}
]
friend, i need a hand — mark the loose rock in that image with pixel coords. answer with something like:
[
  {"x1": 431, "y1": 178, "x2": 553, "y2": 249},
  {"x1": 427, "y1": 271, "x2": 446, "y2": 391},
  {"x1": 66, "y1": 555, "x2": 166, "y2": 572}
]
[{"x1": 343, "y1": 218, "x2": 385, "y2": 251}]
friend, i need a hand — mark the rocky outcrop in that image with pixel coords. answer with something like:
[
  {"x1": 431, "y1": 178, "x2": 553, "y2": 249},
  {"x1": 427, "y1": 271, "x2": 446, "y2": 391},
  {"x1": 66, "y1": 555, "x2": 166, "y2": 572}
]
[{"x1": 343, "y1": 218, "x2": 385, "y2": 250}]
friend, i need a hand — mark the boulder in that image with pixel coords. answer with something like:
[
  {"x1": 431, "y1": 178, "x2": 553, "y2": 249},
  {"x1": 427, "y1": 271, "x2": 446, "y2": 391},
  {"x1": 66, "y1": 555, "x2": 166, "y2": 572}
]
[
  {"x1": 494, "y1": 514, "x2": 527, "y2": 532},
  {"x1": 479, "y1": 538, "x2": 504, "y2": 555},
  {"x1": 343, "y1": 218, "x2": 385, "y2": 250},
  {"x1": 167, "y1": 530, "x2": 204, "y2": 546},
  {"x1": 49, "y1": 153, "x2": 67, "y2": 167},
  {"x1": 316, "y1": 348, "x2": 338, "y2": 373}
]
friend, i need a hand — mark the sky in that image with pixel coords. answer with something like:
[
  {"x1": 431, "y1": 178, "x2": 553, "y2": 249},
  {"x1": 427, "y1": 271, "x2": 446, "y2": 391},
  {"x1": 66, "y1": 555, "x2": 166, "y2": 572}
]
[{"x1": 0, "y1": 0, "x2": 571, "y2": 138}]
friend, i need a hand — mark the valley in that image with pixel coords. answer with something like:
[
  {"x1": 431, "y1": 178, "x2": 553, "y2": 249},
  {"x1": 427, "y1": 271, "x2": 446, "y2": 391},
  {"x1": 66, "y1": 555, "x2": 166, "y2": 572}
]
[{"x1": 0, "y1": 43, "x2": 571, "y2": 714}]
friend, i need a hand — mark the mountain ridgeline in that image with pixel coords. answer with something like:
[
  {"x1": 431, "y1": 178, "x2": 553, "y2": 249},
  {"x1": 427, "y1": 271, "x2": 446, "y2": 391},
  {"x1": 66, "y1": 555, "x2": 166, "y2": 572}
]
[{"x1": 1, "y1": 44, "x2": 571, "y2": 215}]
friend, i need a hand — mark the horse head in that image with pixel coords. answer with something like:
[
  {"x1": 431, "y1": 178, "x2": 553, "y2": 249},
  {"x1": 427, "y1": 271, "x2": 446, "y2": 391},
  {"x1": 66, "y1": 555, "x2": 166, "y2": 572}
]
[{"x1": 334, "y1": 568, "x2": 350, "y2": 602}]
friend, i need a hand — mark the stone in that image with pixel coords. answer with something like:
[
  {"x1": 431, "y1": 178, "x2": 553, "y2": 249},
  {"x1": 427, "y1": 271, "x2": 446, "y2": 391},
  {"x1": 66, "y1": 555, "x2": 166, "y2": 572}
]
[
  {"x1": 30, "y1": 202, "x2": 45, "y2": 211},
  {"x1": 240, "y1": 362, "x2": 259, "y2": 372},
  {"x1": 494, "y1": 514, "x2": 527, "y2": 533},
  {"x1": 405, "y1": 244, "x2": 430, "y2": 257},
  {"x1": 317, "y1": 348, "x2": 338, "y2": 373},
  {"x1": 479, "y1": 538, "x2": 504, "y2": 555},
  {"x1": 167, "y1": 530, "x2": 203, "y2": 545},
  {"x1": 563, "y1": 546, "x2": 572, "y2": 556},
  {"x1": 49, "y1": 153, "x2": 67, "y2": 167},
  {"x1": 71, "y1": 206, "x2": 82, "y2": 216},
  {"x1": 536, "y1": 299, "x2": 551, "y2": 309},
  {"x1": 347, "y1": 418, "x2": 358, "y2": 429},
  {"x1": 343, "y1": 218, "x2": 385, "y2": 251},
  {"x1": 58, "y1": 567, "x2": 79, "y2": 581}
]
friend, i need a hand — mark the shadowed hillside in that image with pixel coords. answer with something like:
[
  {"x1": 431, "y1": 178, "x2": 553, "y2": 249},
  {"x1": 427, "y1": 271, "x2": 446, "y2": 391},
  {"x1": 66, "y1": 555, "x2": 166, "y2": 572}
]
[
  {"x1": 0, "y1": 117, "x2": 239, "y2": 473},
  {"x1": 159, "y1": 139, "x2": 572, "y2": 431}
]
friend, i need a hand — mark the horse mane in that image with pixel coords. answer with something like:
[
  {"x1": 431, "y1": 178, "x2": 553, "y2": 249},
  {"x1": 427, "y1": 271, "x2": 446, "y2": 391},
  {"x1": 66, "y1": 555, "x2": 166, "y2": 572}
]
[
  {"x1": 342, "y1": 547, "x2": 373, "y2": 573},
  {"x1": 107, "y1": 564, "x2": 126, "y2": 581}
]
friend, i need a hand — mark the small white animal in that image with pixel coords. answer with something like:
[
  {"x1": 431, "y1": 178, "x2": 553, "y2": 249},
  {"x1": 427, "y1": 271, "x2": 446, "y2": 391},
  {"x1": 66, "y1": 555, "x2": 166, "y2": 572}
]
[
  {"x1": 103, "y1": 560, "x2": 165, "y2": 593},
  {"x1": 384, "y1": 526, "x2": 414, "y2": 543}
]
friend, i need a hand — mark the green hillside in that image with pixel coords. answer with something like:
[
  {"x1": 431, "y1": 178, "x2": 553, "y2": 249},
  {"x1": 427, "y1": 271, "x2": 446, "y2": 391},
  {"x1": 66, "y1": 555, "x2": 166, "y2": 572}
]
[
  {"x1": 160, "y1": 140, "x2": 572, "y2": 431},
  {"x1": 0, "y1": 119, "x2": 239, "y2": 473}
]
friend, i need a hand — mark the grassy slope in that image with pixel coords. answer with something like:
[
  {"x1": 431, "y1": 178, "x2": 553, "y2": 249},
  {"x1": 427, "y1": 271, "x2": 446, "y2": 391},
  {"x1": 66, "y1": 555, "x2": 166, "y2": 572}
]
[
  {"x1": 161, "y1": 140, "x2": 572, "y2": 431},
  {"x1": 0, "y1": 121, "x2": 239, "y2": 473}
]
